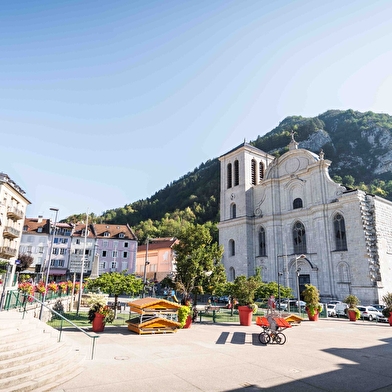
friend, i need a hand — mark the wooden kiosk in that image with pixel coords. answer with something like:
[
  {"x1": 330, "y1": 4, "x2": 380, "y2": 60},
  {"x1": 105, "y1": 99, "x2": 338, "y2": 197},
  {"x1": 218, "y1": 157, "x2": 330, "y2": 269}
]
[{"x1": 127, "y1": 297, "x2": 182, "y2": 334}]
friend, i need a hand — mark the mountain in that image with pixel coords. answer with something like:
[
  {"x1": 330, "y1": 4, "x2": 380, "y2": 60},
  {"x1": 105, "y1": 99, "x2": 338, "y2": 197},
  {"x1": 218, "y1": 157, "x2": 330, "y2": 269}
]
[{"x1": 84, "y1": 109, "x2": 392, "y2": 227}]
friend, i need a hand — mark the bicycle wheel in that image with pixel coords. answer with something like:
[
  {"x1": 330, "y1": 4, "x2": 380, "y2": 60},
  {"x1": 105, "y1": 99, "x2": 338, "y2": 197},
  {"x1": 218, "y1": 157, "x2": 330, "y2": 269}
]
[
  {"x1": 258, "y1": 332, "x2": 271, "y2": 345},
  {"x1": 275, "y1": 332, "x2": 286, "y2": 345}
]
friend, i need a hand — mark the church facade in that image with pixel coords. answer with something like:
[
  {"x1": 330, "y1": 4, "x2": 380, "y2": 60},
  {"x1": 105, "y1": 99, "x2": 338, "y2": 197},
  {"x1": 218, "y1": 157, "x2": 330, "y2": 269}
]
[{"x1": 218, "y1": 136, "x2": 392, "y2": 305}]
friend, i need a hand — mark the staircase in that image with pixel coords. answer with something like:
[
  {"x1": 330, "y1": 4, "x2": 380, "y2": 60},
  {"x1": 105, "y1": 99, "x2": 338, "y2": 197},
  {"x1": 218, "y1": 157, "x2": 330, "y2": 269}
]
[{"x1": 0, "y1": 311, "x2": 85, "y2": 392}]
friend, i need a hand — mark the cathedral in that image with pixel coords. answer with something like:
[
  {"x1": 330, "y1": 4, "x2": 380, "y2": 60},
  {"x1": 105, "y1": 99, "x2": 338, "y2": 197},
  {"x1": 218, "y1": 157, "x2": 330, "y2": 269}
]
[{"x1": 218, "y1": 134, "x2": 392, "y2": 305}]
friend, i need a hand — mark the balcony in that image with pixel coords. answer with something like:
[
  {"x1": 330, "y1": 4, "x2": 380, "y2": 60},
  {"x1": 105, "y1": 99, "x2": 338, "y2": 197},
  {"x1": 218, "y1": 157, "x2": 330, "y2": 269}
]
[
  {"x1": 7, "y1": 206, "x2": 24, "y2": 221},
  {"x1": 0, "y1": 246, "x2": 17, "y2": 259},
  {"x1": 3, "y1": 226, "x2": 20, "y2": 239}
]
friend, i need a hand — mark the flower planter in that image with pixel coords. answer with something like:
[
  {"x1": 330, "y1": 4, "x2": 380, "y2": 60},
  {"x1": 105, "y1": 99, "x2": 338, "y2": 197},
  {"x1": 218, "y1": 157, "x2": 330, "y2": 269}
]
[
  {"x1": 348, "y1": 309, "x2": 357, "y2": 322},
  {"x1": 183, "y1": 314, "x2": 192, "y2": 329},
  {"x1": 389, "y1": 315, "x2": 392, "y2": 326},
  {"x1": 92, "y1": 313, "x2": 105, "y2": 332},
  {"x1": 238, "y1": 305, "x2": 253, "y2": 326},
  {"x1": 306, "y1": 310, "x2": 319, "y2": 321}
]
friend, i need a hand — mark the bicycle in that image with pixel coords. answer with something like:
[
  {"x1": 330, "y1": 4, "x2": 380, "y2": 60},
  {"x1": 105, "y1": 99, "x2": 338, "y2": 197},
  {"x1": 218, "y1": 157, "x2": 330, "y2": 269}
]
[{"x1": 258, "y1": 326, "x2": 287, "y2": 345}]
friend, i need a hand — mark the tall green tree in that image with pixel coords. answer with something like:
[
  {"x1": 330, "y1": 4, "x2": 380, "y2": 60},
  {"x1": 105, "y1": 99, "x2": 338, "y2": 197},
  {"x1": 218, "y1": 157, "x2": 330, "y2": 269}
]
[
  {"x1": 173, "y1": 223, "x2": 225, "y2": 302},
  {"x1": 86, "y1": 272, "x2": 143, "y2": 317}
]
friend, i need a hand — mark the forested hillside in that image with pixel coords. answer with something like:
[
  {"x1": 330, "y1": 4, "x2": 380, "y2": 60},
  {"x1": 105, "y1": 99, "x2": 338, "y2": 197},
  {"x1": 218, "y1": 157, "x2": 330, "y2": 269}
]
[{"x1": 65, "y1": 110, "x2": 392, "y2": 239}]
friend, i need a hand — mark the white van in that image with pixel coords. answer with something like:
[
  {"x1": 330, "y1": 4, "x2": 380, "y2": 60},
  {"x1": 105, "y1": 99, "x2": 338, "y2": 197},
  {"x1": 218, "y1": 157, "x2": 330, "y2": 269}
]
[{"x1": 335, "y1": 302, "x2": 348, "y2": 317}]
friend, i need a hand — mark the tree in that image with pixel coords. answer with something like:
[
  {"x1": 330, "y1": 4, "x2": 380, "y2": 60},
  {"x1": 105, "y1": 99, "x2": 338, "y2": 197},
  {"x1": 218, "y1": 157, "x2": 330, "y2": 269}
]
[
  {"x1": 173, "y1": 223, "x2": 225, "y2": 303},
  {"x1": 86, "y1": 272, "x2": 143, "y2": 318},
  {"x1": 16, "y1": 254, "x2": 34, "y2": 272}
]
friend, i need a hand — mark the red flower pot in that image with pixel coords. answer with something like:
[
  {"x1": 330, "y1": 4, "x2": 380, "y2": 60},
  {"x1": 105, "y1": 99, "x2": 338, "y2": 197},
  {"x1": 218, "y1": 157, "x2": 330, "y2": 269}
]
[
  {"x1": 348, "y1": 309, "x2": 357, "y2": 322},
  {"x1": 238, "y1": 306, "x2": 253, "y2": 326},
  {"x1": 183, "y1": 315, "x2": 192, "y2": 329},
  {"x1": 92, "y1": 313, "x2": 105, "y2": 332},
  {"x1": 306, "y1": 310, "x2": 319, "y2": 321}
]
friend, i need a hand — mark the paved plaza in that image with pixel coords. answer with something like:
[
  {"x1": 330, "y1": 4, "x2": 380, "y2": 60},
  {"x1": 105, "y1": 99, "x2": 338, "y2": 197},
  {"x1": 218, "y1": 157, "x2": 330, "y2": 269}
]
[{"x1": 54, "y1": 317, "x2": 392, "y2": 392}]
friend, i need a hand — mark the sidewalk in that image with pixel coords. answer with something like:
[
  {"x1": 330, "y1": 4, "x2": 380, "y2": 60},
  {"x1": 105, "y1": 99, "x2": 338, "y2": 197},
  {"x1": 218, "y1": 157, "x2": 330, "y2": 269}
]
[{"x1": 54, "y1": 318, "x2": 392, "y2": 392}]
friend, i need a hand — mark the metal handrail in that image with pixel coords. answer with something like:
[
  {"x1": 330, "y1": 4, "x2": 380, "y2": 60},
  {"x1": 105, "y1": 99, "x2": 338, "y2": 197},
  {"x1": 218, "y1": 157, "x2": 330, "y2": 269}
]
[{"x1": 20, "y1": 294, "x2": 99, "y2": 360}]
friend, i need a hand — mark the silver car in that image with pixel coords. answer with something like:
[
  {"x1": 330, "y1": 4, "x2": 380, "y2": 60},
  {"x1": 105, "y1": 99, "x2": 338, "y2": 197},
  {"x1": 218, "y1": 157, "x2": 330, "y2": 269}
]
[{"x1": 357, "y1": 306, "x2": 383, "y2": 321}]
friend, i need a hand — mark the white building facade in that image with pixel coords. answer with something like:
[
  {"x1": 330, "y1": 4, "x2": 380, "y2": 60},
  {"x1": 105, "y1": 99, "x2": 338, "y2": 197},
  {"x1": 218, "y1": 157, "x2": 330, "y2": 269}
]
[{"x1": 218, "y1": 137, "x2": 392, "y2": 305}]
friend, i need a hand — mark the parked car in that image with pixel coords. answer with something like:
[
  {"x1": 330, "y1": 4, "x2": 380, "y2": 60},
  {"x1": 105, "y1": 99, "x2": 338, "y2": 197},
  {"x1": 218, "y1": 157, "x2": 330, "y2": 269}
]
[
  {"x1": 286, "y1": 300, "x2": 306, "y2": 311},
  {"x1": 328, "y1": 300, "x2": 342, "y2": 305},
  {"x1": 335, "y1": 302, "x2": 349, "y2": 317},
  {"x1": 327, "y1": 303, "x2": 337, "y2": 317},
  {"x1": 218, "y1": 296, "x2": 230, "y2": 303},
  {"x1": 371, "y1": 304, "x2": 385, "y2": 312},
  {"x1": 357, "y1": 306, "x2": 383, "y2": 321}
]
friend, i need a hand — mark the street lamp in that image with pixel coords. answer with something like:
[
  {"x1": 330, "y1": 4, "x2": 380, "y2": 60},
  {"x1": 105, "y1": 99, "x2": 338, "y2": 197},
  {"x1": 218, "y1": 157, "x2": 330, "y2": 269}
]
[
  {"x1": 77, "y1": 211, "x2": 89, "y2": 315},
  {"x1": 142, "y1": 238, "x2": 150, "y2": 298},
  {"x1": 295, "y1": 254, "x2": 306, "y2": 314},
  {"x1": 277, "y1": 272, "x2": 283, "y2": 309},
  {"x1": 39, "y1": 208, "x2": 59, "y2": 320}
]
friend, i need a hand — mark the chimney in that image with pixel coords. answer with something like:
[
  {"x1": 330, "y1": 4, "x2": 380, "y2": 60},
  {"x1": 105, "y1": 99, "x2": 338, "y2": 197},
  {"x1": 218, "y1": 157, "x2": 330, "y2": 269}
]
[{"x1": 38, "y1": 215, "x2": 43, "y2": 223}]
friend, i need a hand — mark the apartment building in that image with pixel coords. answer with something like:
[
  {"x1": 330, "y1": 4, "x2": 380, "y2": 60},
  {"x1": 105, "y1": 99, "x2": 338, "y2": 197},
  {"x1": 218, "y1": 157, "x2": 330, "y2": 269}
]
[{"x1": 0, "y1": 172, "x2": 31, "y2": 288}]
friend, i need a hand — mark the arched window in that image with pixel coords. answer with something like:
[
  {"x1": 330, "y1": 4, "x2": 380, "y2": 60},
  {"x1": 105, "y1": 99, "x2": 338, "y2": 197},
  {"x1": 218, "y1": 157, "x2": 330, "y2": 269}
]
[
  {"x1": 293, "y1": 198, "x2": 303, "y2": 209},
  {"x1": 259, "y1": 226, "x2": 266, "y2": 256},
  {"x1": 231, "y1": 203, "x2": 236, "y2": 219},
  {"x1": 251, "y1": 159, "x2": 256, "y2": 185},
  {"x1": 234, "y1": 160, "x2": 239, "y2": 186},
  {"x1": 259, "y1": 162, "x2": 264, "y2": 181},
  {"x1": 229, "y1": 239, "x2": 235, "y2": 256},
  {"x1": 293, "y1": 221, "x2": 307, "y2": 254},
  {"x1": 334, "y1": 213, "x2": 347, "y2": 250},
  {"x1": 227, "y1": 163, "x2": 232, "y2": 189},
  {"x1": 229, "y1": 266, "x2": 236, "y2": 281},
  {"x1": 338, "y1": 262, "x2": 349, "y2": 282}
]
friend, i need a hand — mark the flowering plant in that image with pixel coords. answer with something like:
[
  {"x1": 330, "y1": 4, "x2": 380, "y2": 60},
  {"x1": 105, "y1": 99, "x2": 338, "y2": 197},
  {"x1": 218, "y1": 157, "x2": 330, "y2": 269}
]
[
  {"x1": 18, "y1": 282, "x2": 34, "y2": 295},
  {"x1": 67, "y1": 280, "x2": 73, "y2": 290},
  {"x1": 88, "y1": 303, "x2": 115, "y2": 324},
  {"x1": 48, "y1": 282, "x2": 58, "y2": 292},
  {"x1": 36, "y1": 281, "x2": 47, "y2": 294},
  {"x1": 58, "y1": 281, "x2": 68, "y2": 293}
]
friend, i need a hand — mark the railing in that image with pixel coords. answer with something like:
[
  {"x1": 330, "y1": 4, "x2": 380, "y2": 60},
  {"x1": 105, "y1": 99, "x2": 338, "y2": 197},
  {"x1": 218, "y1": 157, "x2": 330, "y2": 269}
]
[
  {"x1": 0, "y1": 246, "x2": 17, "y2": 258},
  {"x1": 19, "y1": 293, "x2": 99, "y2": 360},
  {"x1": 3, "y1": 225, "x2": 20, "y2": 238}
]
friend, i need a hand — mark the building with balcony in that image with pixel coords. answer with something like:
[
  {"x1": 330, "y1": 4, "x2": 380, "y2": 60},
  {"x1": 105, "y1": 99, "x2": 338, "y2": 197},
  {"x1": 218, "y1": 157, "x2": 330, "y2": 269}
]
[{"x1": 0, "y1": 172, "x2": 31, "y2": 289}]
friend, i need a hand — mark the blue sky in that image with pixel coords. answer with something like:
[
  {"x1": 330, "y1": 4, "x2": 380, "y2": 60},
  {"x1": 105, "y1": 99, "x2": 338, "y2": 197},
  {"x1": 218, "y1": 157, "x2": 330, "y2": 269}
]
[{"x1": 1, "y1": 0, "x2": 391, "y2": 220}]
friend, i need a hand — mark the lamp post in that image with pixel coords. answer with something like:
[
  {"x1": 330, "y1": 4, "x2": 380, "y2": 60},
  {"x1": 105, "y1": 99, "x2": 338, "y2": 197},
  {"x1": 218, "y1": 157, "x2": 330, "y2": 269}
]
[
  {"x1": 295, "y1": 254, "x2": 306, "y2": 314},
  {"x1": 277, "y1": 272, "x2": 283, "y2": 309},
  {"x1": 77, "y1": 211, "x2": 89, "y2": 315},
  {"x1": 142, "y1": 238, "x2": 150, "y2": 298},
  {"x1": 39, "y1": 208, "x2": 59, "y2": 320}
]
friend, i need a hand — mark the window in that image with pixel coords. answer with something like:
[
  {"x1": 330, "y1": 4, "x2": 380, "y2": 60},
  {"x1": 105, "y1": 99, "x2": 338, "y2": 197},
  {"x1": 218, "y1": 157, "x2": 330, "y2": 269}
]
[
  {"x1": 234, "y1": 160, "x2": 239, "y2": 186},
  {"x1": 251, "y1": 159, "x2": 256, "y2": 185},
  {"x1": 112, "y1": 250, "x2": 118, "y2": 258},
  {"x1": 227, "y1": 163, "x2": 232, "y2": 189},
  {"x1": 229, "y1": 239, "x2": 235, "y2": 256},
  {"x1": 231, "y1": 203, "x2": 236, "y2": 219},
  {"x1": 124, "y1": 242, "x2": 129, "y2": 248},
  {"x1": 38, "y1": 247, "x2": 44, "y2": 253},
  {"x1": 76, "y1": 239, "x2": 80, "y2": 245},
  {"x1": 60, "y1": 248, "x2": 66, "y2": 255},
  {"x1": 334, "y1": 213, "x2": 347, "y2": 250},
  {"x1": 293, "y1": 198, "x2": 303, "y2": 209},
  {"x1": 123, "y1": 251, "x2": 128, "y2": 258},
  {"x1": 37, "y1": 227, "x2": 43, "y2": 233},
  {"x1": 58, "y1": 260, "x2": 64, "y2": 267},
  {"x1": 104, "y1": 232, "x2": 110, "y2": 237},
  {"x1": 119, "y1": 233, "x2": 125, "y2": 238},
  {"x1": 103, "y1": 240, "x2": 108, "y2": 248},
  {"x1": 111, "y1": 261, "x2": 117, "y2": 269},
  {"x1": 102, "y1": 250, "x2": 107, "y2": 257},
  {"x1": 52, "y1": 248, "x2": 59, "y2": 255},
  {"x1": 293, "y1": 221, "x2": 307, "y2": 254},
  {"x1": 54, "y1": 238, "x2": 59, "y2": 244},
  {"x1": 259, "y1": 227, "x2": 266, "y2": 256},
  {"x1": 259, "y1": 162, "x2": 264, "y2": 181},
  {"x1": 229, "y1": 267, "x2": 236, "y2": 281}
]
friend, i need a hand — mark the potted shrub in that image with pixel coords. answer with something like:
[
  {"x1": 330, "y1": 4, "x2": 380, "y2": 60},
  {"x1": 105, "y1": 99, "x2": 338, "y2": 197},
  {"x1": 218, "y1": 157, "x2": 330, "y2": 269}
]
[
  {"x1": 302, "y1": 284, "x2": 323, "y2": 321},
  {"x1": 88, "y1": 295, "x2": 115, "y2": 332},
  {"x1": 381, "y1": 292, "x2": 392, "y2": 326},
  {"x1": 344, "y1": 294, "x2": 360, "y2": 321},
  {"x1": 178, "y1": 305, "x2": 192, "y2": 328},
  {"x1": 232, "y1": 275, "x2": 261, "y2": 326}
]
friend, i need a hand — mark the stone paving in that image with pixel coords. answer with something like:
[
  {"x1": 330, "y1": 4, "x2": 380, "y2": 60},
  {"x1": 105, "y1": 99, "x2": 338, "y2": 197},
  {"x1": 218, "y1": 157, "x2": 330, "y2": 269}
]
[{"x1": 54, "y1": 317, "x2": 392, "y2": 392}]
